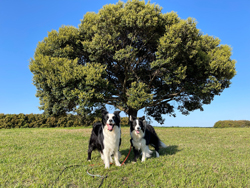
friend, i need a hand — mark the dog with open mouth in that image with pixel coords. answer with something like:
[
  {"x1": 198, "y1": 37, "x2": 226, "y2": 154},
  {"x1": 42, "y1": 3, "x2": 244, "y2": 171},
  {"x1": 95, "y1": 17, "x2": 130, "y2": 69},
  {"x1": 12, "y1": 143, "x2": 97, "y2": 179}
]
[
  {"x1": 87, "y1": 110, "x2": 121, "y2": 168},
  {"x1": 129, "y1": 116, "x2": 167, "y2": 162}
]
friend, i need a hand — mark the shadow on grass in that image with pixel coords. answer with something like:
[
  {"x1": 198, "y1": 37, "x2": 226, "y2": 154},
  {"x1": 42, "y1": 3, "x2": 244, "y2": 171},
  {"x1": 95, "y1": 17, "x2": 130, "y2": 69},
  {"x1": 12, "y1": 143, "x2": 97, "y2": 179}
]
[
  {"x1": 120, "y1": 145, "x2": 180, "y2": 164},
  {"x1": 160, "y1": 145, "x2": 181, "y2": 156}
]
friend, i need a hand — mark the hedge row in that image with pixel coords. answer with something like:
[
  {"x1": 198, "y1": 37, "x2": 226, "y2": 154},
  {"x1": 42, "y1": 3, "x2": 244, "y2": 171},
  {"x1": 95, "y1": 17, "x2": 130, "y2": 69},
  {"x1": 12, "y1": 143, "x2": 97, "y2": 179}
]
[
  {"x1": 214, "y1": 120, "x2": 250, "y2": 128},
  {"x1": 0, "y1": 113, "x2": 129, "y2": 129}
]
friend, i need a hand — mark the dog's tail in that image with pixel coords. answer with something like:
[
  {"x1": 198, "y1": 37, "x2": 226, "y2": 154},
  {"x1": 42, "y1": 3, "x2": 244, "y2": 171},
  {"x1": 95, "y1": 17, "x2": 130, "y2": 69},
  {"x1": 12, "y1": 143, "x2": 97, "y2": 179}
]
[{"x1": 160, "y1": 141, "x2": 167, "y2": 148}]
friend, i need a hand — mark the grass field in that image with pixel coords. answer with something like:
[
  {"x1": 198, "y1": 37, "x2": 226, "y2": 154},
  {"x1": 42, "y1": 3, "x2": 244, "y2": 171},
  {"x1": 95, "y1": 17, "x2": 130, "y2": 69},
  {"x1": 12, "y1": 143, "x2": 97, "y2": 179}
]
[{"x1": 1, "y1": 127, "x2": 250, "y2": 187}]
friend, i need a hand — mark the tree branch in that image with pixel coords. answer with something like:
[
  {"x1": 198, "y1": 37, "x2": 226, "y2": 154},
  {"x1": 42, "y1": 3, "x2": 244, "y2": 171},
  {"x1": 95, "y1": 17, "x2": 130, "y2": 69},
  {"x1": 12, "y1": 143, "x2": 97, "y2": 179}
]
[{"x1": 148, "y1": 87, "x2": 185, "y2": 107}]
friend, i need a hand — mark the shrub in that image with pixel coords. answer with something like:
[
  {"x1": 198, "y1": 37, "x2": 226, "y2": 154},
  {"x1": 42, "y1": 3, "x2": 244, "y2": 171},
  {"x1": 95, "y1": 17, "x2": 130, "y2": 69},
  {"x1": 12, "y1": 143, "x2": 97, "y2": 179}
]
[
  {"x1": 121, "y1": 117, "x2": 129, "y2": 126},
  {"x1": 0, "y1": 113, "x2": 130, "y2": 129},
  {"x1": 214, "y1": 120, "x2": 250, "y2": 128}
]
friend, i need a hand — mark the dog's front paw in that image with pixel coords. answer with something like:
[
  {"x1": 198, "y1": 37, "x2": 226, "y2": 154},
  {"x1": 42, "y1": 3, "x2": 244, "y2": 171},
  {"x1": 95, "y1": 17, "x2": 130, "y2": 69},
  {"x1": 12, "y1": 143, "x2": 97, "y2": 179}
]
[
  {"x1": 105, "y1": 164, "x2": 110, "y2": 169},
  {"x1": 156, "y1": 151, "x2": 159, "y2": 158},
  {"x1": 115, "y1": 162, "x2": 121, "y2": 166}
]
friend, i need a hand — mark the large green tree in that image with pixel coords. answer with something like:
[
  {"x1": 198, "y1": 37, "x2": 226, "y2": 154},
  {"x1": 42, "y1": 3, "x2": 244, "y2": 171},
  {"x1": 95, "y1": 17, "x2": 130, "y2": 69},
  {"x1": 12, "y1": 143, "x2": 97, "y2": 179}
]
[{"x1": 30, "y1": 0, "x2": 236, "y2": 124}]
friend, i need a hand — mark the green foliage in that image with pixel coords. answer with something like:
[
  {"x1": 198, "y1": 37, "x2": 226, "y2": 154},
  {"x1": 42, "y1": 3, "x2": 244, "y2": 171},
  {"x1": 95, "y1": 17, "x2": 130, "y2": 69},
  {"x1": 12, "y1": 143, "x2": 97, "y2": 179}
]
[
  {"x1": 214, "y1": 120, "x2": 250, "y2": 128},
  {"x1": 0, "y1": 113, "x2": 129, "y2": 129},
  {"x1": 120, "y1": 117, "x2": 129, "y2": 126},
  {"x1": 0, "y1": 114, "x2": 80, "y2": 129},
  {"x1": 29, "y1": 26, "x2": 108, "y2": 117},
  {"x1": 30, "y1": 0, "x2": 236, "y2": 123},
  {"x1": 127, "y1": 82, "x2": 153, "y2": 110}
]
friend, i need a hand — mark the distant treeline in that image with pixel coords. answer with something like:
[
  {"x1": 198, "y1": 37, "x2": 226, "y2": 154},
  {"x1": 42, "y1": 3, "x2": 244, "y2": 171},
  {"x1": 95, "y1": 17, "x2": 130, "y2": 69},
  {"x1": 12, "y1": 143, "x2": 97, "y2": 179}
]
[
  {"x1": 0, "y1": 113, "x2": 129, "y2": 129},
  {"x1": 214, "y1": 120, "x2": 250, "y2": 128}
]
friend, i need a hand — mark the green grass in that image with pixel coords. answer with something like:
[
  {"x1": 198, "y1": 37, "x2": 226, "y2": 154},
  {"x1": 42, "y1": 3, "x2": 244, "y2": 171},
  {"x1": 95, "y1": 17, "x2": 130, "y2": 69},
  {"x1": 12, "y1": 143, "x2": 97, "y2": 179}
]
[{"x1": 1, "y1": 127, "x2": 250, "y2": 187}]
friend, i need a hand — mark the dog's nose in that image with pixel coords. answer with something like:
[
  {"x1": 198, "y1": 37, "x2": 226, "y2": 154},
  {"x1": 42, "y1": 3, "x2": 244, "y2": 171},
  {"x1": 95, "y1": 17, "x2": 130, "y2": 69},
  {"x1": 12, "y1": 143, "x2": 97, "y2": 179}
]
[{"x1": 109, "y1": 119, "x2": 112, "y2": 123}]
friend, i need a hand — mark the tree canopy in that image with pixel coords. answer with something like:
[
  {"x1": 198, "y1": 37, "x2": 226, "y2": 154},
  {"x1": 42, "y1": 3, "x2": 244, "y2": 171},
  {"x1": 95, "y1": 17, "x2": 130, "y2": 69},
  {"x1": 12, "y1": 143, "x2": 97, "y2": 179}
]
[{"x1": 29, "y1": 0, "x2": 236, "y2": 124}]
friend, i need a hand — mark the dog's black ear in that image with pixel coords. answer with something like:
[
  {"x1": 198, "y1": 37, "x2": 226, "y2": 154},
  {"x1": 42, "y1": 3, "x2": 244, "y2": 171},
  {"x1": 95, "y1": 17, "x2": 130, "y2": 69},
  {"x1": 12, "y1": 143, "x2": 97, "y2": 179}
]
[
  {"x1": 129, "y1": 115, "x2": 136, "y2": 122},
  {"x1": 138, "y1": 116, "x2": 145, "y2": 121},
  {"x1": 129, "y1": 115, "x2": 133, "y2": 122},
  {"x1": 139, "y1": 116, "x2": 147, "y2": 127},
  {"x1": 102, "y1": 110, "x2": 108, "y2": 116},
  {"x1": 114, "y1": 111, "x2": 120, "y2": 117}
]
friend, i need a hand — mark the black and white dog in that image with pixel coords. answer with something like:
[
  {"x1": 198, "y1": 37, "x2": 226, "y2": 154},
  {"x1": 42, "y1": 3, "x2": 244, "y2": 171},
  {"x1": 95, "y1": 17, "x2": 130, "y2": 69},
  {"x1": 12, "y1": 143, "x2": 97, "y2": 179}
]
[
  {"x1": 87, "y1": 110, "x2": 121, "y2": 168},
  {"x1": 129, "y1": 116, "x2": 167, "y2": 162}
]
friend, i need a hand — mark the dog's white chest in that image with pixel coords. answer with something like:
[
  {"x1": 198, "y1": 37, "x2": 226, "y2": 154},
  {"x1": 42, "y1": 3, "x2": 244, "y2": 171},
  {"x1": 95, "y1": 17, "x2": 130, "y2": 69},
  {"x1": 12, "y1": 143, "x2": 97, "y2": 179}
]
[
  {"x1": 103, "y1": 126, "x2": 121, "y2": 152},
  {"x1": 132, "y1": 139, "x2": 146, "y2": 151},
  {"x1": 131, "y1": 131, "x2": 145, "y2": 151}
]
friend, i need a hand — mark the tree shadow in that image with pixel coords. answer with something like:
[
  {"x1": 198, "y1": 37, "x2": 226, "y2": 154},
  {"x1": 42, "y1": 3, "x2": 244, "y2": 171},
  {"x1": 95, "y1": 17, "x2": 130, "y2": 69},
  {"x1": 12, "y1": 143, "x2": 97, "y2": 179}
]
[{"x1": 119, "y1": 145, "x2": 181, "y2": 164}]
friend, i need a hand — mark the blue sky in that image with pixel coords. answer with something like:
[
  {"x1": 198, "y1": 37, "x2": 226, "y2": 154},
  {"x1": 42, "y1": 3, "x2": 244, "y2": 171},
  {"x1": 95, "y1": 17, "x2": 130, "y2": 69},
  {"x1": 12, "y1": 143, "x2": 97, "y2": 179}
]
[{"x1": 0, "y1": 0, "x2": 249, "y2": 127}]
